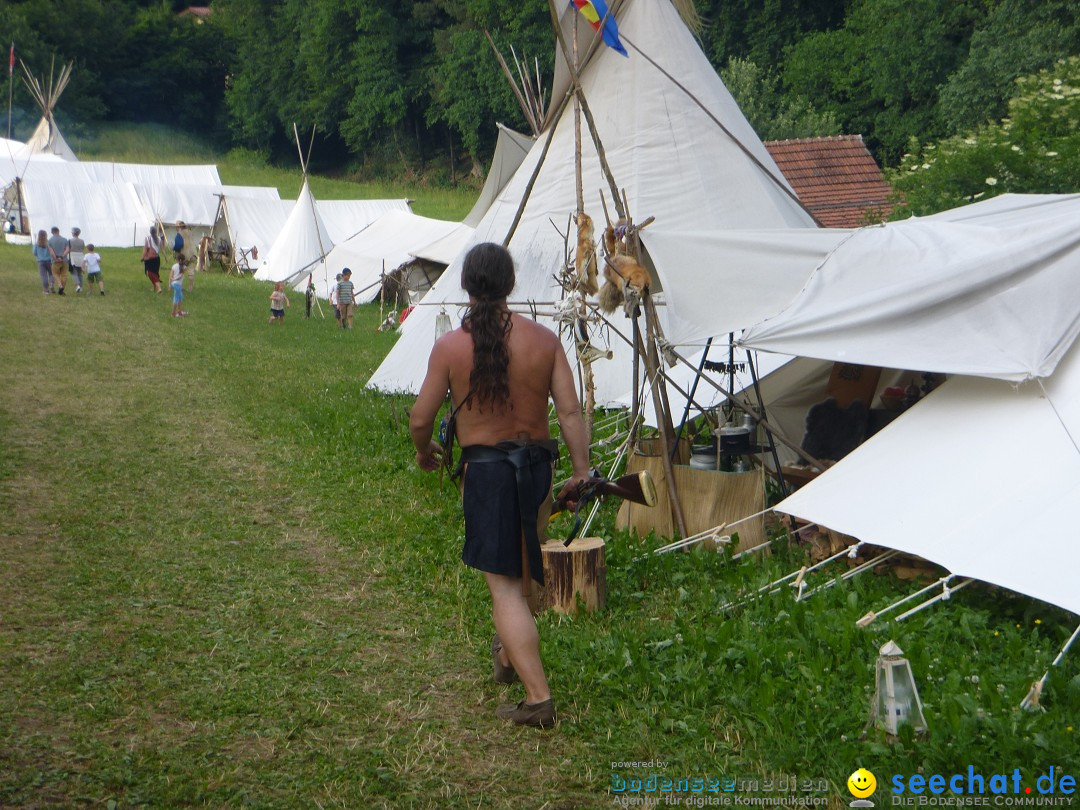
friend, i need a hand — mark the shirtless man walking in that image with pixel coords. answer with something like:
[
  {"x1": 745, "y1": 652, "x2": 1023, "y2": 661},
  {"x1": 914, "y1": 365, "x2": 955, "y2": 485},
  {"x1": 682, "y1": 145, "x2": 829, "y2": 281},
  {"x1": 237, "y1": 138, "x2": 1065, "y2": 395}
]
[{"x1": 410, "y1": 242, "x2": 590, "y2": 728}]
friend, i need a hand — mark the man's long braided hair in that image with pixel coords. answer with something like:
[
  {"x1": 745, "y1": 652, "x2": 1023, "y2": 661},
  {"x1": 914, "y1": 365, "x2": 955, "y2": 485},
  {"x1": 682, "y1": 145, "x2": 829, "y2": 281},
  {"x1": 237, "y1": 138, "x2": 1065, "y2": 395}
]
[{"x1": 461, "y1": 243, "x2": 515, "y2": 411}]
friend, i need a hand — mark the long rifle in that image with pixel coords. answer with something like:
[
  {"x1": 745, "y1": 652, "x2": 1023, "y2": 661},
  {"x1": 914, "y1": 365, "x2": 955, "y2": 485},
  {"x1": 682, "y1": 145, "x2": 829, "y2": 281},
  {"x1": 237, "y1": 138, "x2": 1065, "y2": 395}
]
[{"x1": 552, "y1": 469, "x2": 657, "y2": 545}]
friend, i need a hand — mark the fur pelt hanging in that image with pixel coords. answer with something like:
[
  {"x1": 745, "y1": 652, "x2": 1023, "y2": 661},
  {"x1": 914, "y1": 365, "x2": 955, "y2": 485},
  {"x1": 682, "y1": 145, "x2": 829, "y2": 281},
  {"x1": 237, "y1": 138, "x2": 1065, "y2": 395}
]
[
  {"x1": 598, "y1": 220, "x2": 652, "y2": 313},
  {"x1": 575, "y1": 212, "x2": 599, "y2": 295}
]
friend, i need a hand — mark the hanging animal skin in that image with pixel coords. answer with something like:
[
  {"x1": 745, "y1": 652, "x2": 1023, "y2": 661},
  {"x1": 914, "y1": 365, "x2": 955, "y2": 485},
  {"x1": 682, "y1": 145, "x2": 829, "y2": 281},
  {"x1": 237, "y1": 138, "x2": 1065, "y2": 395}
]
[
  {"x1": 575, "y1": 212, "x2": 599, "y2": 295},
  {"x1": 599, "y1": 253, "x2": 651, "y2": 313}
]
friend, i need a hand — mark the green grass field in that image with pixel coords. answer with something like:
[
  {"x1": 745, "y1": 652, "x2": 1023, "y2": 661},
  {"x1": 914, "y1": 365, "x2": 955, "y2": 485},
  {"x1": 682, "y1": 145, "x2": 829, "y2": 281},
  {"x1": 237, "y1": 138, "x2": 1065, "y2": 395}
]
[{"x1": 1, "y1": 130, "x2": 1077, "y2": 808}]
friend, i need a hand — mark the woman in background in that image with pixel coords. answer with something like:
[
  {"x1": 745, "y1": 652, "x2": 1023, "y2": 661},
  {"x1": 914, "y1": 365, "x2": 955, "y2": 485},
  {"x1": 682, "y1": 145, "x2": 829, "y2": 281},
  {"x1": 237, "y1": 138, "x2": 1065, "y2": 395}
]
[{"x1": 142, "y1": 222, "x2": 164, "y2": 293}]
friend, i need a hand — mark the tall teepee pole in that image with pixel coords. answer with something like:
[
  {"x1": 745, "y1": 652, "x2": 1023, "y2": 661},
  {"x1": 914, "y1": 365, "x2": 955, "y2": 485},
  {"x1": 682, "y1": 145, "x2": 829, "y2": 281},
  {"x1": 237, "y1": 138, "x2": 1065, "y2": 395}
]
[
  {"x1": 294, "y1": 123, "x2": 330, "y2": 264},
  {"x1": 7, "y1": 44, "x2": 14, "y2": 140},
  {"x1": 551, "y1": 1, "x2": 599, "y2": 437},
  {"x1": 570, "y1": 7, "x2": 596, "y2": 435}
]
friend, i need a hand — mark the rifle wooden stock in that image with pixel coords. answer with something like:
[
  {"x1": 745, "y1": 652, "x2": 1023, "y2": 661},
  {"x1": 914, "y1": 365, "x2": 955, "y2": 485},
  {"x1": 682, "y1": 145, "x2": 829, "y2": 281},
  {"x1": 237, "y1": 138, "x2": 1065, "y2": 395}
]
[
  {"x1": 553, "y1": 470, "x2": 658, "y2": 516},
  {"x1": 591, "y1": 470, "x2": 657, "y2": 508}
]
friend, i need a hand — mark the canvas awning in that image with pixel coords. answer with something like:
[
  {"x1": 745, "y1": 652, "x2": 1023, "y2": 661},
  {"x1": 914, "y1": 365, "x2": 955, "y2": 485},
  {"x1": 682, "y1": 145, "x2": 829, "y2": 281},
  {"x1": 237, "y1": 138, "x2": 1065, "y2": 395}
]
[{"x1": 740, "y1": 194, "x2": 1080, "y2": 383}]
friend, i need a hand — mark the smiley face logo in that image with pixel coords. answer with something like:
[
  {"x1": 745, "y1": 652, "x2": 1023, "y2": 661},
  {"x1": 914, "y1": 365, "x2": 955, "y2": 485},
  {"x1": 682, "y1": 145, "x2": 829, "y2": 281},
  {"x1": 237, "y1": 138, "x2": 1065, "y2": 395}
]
[{"x1": 848, "y1": 768, "x2": 877, "y2": 799}]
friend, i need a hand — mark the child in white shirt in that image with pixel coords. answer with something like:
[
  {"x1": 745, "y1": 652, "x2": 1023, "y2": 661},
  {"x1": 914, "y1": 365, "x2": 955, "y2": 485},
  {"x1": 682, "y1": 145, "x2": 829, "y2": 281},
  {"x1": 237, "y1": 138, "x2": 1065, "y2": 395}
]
[{"x1": 83, "y1": 244, "x2": 105, "y2": 295}]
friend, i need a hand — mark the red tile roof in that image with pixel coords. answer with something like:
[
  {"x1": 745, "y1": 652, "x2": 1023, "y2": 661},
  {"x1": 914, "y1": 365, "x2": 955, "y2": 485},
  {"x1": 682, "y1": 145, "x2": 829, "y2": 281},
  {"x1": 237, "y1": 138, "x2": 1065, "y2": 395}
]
[{"x1": 764, "y1": 135, "x2": 894, "y2": 228}]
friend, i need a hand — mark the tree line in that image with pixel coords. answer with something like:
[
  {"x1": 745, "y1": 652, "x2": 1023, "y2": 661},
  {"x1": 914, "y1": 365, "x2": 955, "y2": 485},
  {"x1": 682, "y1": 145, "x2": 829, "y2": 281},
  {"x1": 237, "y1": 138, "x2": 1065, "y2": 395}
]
[{"x1": 2, "y1": 0, "x2": 1078, "y2": 189}]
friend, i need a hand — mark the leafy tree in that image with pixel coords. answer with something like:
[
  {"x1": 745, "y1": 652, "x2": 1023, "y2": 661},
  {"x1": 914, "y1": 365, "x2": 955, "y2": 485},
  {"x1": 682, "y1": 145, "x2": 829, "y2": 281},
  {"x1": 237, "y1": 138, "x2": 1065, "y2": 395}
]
[
  {"x1": 218, "y1": 0, "x2": 434, "y2": 166},
  {"x1": 696, "y1": 0, "x2": 849, "y2": 72},
  {"x1": 720, "y1": 57, "x2": 840, "y2": 141},
  {"x1": 1, "y1": 0, "x2": 228, "y2": 138},
  {"x1": 338, "y1": 0, "x2": 413, "y2": 155},
  {"x1": 104, "y1": 5, "x2": 230, "y2": 136},
  {"x1": 424, "y1": 0, "x2": 550, "y2": 175},
  {"x1": 889, "y1": 56, "x2": 1080, "y2": 216},
  {"x1": 783, "y1": 0, "x2": 986, "y2": 164},
  {"x1": 937, "y1": 0, "x2": 1080, "y2": 135}
]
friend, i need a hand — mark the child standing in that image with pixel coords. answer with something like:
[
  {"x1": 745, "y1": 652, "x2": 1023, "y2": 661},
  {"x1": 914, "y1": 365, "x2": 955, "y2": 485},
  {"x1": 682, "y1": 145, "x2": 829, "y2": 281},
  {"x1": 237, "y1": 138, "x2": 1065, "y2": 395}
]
[
  {"x1": 170, "y1": 254, "x2": 187, "y2": 317},
  {"x1": 33, "y1": 230, "x2": 53, "y2": 294},
  {"x1": 336, "y1": 268, "x2": 356, "y2": 330},
  {"x1": 83, "y1": 244, "x2": 105, "y2": 295},
  {"x1": 269, "y1": 281, "x2": 290, "y2": 324}
]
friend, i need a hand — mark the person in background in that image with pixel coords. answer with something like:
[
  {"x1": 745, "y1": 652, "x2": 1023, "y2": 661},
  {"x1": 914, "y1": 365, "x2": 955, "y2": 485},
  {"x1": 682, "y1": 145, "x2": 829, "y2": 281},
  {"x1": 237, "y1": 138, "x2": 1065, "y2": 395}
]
[
  {"x1": 83, "y1": 244, "x2": 105, "y2": 296},
  {"x1": 33, "y1": 230, "x2": 53, "y2": 295},
  {"x1": 172, "y1": 220, "x2": 185, "y2": 256},
  {"x1": 47, "y1": 226, "x2": 69, "y2": 295},
  {"x1": 173, "y1": 221, "x2": 195, "y2": 293},
  {"x1": 331, "y1": 273, "x2": 342, "y2": 323},
  {"x1": 169, "y1": 254, "x2": 187, "y2": 318},
  {"x1": 142, "y1": 222, "x2": 164, "y2": 293},
  {"x1": 68, "y1": 227, "x2": 86, "y2": 293},
  {"x1": 409, "y1": 242, "x2": 590, "y2": 730},
  {"x1": 336, "y1": 268, "x2": 356, "y2": 330},
  {"x1": 269, "y1": 281, "x2": 290, "y2": 324}
]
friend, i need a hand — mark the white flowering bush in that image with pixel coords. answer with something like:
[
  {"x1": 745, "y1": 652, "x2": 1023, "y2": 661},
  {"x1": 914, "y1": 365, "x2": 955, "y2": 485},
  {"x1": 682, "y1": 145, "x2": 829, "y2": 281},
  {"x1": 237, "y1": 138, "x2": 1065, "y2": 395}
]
[{"x1": 888, "y1": 56, "x2": 1080, "y2": 216}]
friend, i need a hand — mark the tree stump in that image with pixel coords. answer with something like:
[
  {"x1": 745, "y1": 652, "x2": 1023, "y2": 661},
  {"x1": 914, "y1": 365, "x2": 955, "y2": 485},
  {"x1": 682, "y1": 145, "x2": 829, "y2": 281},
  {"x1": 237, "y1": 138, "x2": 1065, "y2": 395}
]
[{"x1": 538, "y1": 537, "x2": 606, "y2": 614}]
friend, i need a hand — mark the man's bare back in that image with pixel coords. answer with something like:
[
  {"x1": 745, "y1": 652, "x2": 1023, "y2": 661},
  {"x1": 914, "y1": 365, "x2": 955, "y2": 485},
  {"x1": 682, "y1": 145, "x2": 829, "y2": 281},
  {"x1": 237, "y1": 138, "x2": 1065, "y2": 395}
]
[
  {"x1": 411, "y1": 311, "x2": 588, "y2": 475},
  {"x1": 444, "y1": 313, "x2": 558, "y2": 446}
]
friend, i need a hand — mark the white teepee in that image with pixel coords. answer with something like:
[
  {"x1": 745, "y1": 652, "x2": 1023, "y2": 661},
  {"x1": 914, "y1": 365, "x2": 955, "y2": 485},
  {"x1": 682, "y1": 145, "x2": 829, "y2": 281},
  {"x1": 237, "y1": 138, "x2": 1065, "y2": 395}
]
[
  {"x1": 367, "y1": 0, "x2": 816, "y2": 399},
  {"x1": 253, "y1": 177, "x2": 334, "y2": 283},
  {"x1": 22, "y1": 60, "x2": 78, "y2": 162}
]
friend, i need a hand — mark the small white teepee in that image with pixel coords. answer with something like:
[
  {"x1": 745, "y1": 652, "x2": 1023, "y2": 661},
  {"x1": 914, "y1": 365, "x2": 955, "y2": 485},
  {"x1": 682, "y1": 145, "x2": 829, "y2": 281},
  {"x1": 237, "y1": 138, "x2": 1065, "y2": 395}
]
[
  {"x1": 22, "y1": 59, "x2": 78, "y2": 162},
  {"x1": 253, "y1": 126, "x2": 334, "y2": 284}
]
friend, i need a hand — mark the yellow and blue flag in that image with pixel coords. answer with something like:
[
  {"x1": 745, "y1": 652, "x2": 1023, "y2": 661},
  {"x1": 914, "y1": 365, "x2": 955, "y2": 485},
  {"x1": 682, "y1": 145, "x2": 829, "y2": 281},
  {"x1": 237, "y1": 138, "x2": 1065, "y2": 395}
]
[{"x1": 570, "y1": 0, "x2": 628, "y2": 57}]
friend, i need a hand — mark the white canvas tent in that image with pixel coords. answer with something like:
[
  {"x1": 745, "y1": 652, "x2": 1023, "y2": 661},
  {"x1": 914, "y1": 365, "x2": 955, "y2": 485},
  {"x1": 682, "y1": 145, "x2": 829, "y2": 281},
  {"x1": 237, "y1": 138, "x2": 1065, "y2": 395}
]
[
  {"x1": 462, "y1": 124, "x2": 535, "y2": 228},
  {"x1": 253, "y1": 179, "x2": 334, "y2": 283},
  {"x1": 19, "y1": 178, "x2": 148, "y2": 246},
  {"x1": 25, "y1": 116, "x2": 77, "y2": 162},
  {"x1": 770, "y1": 347, "x2": 1080, "y2": 616},
  {"x1": 2, "y1": 159, "x2": 221, "y2": 188},
  {"x1": 133, "y1": 183, "x2": 280, "y2": 233},
  {"x1": 305, "y1": 210, "x2": 473, "y2": 302},
  {"x1": 1, "y1": 158, "x2": 226, "y2": 245},
  {"x1": 317, "y1": 198, "x2": 412, "y2": 243},
  {"x1": 0, "y1": 137, "x2": 31, "y2": 161},
  {"x1": 410, "y1": 222, "x2": 477, "y2": 265},
  {"x1": 368, "y1": 0, "x2": 816, "y2": 399},
  {"x1": 739, "y1": 194, "x2": 1080, "y2": 383},
  {"x1": 726, "y1": 193, "x2": 1080, "y2": 616},
  {"x1": 212, "y1": 195, "x2": 293, "y2": 266}
]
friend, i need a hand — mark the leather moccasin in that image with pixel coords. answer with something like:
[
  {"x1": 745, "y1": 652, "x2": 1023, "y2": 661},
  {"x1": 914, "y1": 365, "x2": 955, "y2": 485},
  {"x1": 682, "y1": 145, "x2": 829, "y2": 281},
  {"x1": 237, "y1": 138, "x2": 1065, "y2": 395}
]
[{"x1": 495, "y1": 698, "x2": 557, "y2": 729}]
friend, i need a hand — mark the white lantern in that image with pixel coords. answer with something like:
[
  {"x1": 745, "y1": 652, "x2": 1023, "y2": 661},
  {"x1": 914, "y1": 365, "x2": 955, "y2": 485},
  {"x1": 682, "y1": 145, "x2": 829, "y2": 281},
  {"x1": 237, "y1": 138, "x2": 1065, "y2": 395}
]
[
  {"x1": 872, "y1": 640, "x2": 928, "y2": 736},
  {"x1": 435, "y1": 308, "x2": 453, "y2": 340}
]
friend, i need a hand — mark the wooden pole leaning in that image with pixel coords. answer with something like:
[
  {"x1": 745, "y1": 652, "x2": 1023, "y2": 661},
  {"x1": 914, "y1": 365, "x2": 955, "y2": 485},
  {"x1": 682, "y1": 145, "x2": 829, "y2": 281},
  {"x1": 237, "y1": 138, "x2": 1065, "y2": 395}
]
[{"x1": 640, "y1": 289, "x2": 689, "y2": 538}]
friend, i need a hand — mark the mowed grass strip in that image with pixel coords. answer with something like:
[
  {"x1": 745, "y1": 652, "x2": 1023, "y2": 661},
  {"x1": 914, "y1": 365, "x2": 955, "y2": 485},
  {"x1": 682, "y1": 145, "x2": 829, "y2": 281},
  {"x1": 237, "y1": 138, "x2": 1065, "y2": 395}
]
[{"x1": 0, "y1": 245, "x2": 607, "y2": 808}]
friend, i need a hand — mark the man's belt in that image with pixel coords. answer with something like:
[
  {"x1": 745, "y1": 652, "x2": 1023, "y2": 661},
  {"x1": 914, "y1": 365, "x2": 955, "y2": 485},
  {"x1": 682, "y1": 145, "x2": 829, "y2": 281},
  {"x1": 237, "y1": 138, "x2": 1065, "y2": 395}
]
[{"x1": 459, "y1": 440, "x2": 559, "y2": 586}]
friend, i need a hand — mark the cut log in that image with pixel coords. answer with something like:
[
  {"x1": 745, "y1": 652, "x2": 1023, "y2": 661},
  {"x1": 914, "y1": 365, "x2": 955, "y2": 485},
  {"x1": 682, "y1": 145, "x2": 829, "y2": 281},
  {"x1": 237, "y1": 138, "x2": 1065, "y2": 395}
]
[{"x1": 538, "y1": 537, "x2": 606, "y2": 614}]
